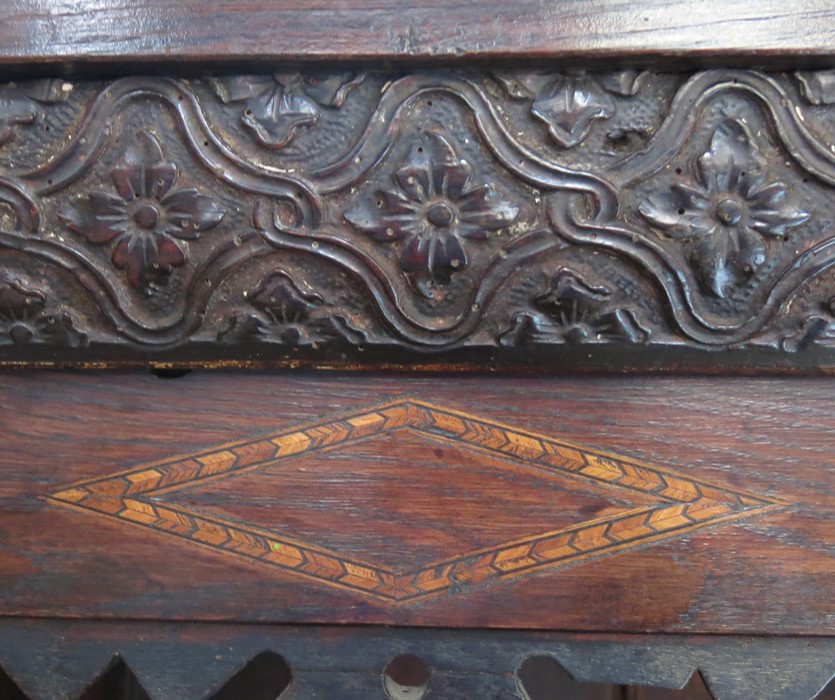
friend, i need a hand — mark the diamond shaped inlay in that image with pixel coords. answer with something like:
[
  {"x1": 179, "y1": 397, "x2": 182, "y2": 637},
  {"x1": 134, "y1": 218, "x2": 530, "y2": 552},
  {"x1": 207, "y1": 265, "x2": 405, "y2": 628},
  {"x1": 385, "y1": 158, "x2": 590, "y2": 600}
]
[{"x1": 48, "y1": 399, "x2": 787, "y2": 603}]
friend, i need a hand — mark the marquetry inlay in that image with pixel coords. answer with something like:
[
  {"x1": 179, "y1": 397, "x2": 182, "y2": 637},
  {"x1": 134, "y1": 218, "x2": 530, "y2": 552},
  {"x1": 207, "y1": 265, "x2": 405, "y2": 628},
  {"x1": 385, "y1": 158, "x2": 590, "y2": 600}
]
[{"x1": 47, "y1": 399, "x2": 787, "y2": 603}]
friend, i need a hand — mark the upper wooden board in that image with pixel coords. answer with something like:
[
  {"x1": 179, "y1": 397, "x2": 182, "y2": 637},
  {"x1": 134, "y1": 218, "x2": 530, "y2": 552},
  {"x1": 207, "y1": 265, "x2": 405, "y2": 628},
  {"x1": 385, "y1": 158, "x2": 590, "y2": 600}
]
[{"x1": 1, "y1": 1, "x2": 835, "y2": 69}]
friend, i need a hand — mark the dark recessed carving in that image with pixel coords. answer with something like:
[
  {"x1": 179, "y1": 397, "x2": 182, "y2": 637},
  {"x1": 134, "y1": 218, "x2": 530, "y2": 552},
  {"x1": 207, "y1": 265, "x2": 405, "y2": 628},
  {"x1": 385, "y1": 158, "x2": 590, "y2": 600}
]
[
  {"x1": 209, "y1": 72, "x2": 365, "y2": 149},
  {"x1": 796, "y1": 69, "x2": 835, "y2": 105},
  {"x1": 220, "y1": 269, "x2": 365, "y2": 346},
  {"x1": 0, "y1": 277, "x2": 85, "y2": 347},
  {"x1": 500, "y1": 269, "x2": 648, "y2": 346},
  {"x1": 0, "y1": 79, "x2": 71, "y2": 147},
  {"x1": 494, "y1": 70, "x2": 647, "y2": 147},
  {"x1": 0, "y1": 69, "x2": 834, "y2": 367}
]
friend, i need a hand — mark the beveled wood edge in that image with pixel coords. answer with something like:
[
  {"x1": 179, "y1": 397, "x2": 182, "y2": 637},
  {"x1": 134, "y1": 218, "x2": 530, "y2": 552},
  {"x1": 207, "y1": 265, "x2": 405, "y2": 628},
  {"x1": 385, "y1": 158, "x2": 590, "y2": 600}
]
[{"x1": 2, "y1": 1, "x2": 835, "y2": 74}]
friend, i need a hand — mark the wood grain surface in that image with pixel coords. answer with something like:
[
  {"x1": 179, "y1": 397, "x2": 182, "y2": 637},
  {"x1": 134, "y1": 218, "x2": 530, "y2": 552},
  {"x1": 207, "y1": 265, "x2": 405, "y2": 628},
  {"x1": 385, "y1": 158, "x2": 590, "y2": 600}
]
[
  {"x1": 0, "y1": 369, "x2": 832, "y2": 635},
  {"x1": 2, "y1": 1, "x2": 835, "y2": 71},
  {"x1": 0, "y1": 619, "x2": 832, "y2": 700}
]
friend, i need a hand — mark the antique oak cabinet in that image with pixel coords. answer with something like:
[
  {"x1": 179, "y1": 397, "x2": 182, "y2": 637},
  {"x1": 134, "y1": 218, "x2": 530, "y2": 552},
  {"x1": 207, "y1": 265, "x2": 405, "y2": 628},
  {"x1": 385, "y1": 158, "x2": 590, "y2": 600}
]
[{"x1": 0, "y1": 1, "x2": 833, "y2": 699}]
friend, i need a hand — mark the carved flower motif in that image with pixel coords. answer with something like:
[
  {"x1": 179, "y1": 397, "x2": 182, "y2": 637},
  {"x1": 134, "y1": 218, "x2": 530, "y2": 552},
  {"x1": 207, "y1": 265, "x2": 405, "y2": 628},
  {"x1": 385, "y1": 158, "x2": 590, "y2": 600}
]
[
  {"x1": 0, "y1": 79, "x2": 72, "y2": 147},
  {"x1": 0, "y1": 278, "x2": 85, "y2": 346},
  {"x1": 795, "y1": 69, "x2": 835, "y2": 105},
  {"x1": 639, "y1": 120, "x2": 810, "y2": 299},
  {"x1": 220, "y1": 270, "x2": 364, "y2": 346},
  {"x1": 209, "y1": 72, "x2": 364, "y2": 149},
  {"x1": 781, "y1": 296, "x2": 835, "y2": 352},
  {"x1": 494, "y1": 70, "x2": 647, "y2": 147},
  {"x1": 344, "y1": 133, "x2": 519, "y2": 296},
  {"x1": 60, "y1": 131, "x2": 224, "y2": 294},
  {"x1": 500, "y1": 269, "x2": 647, "y2": 345}
]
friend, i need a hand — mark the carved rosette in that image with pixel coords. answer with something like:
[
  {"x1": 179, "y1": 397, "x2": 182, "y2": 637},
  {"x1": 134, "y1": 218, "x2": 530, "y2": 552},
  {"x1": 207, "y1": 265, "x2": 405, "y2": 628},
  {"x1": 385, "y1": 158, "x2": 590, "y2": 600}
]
[
  {"x1": 58, "y1": 131, "x2": 224, "y2": 295},
  {"x1": 1, "y1": 68, "x2": 835, "y2": 366},
  {"x1": 344, "y1": 132, "x2": 520, "y2": 298},
  {"x1": 639, "y1": 120, "x2": 809, "y2": 299}
]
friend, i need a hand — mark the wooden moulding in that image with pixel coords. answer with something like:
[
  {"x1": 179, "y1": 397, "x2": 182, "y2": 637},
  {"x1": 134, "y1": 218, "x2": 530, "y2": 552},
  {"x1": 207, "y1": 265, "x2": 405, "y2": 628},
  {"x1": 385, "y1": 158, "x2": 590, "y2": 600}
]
[
  {"x1": 0, "y1": 619, "x2": 833, "y2": 700},
  {"x1": 4, "y1": 64, "x2": 835, "y2": 370},
  {"x1": 1, "y1": 0, "x2": 834, "y2": 67}
]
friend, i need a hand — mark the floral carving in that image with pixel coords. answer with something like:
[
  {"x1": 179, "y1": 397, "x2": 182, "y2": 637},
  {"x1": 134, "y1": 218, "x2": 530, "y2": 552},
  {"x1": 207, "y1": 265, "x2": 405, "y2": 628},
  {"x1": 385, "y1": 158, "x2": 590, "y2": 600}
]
[
  {"x1": 780, "y1": 296, "x2": 835, "y2": 352},
  {"x1": 795, "y1": 70, "x2": 835, "y2": 105},
  {"x1": 0, "y1": 277, "x2": 85, "y2": 347},
  {"x1": 0, "y1": 79, "x2": 72, "y2": 147},
  {"x1": 500, "y1": 269, "x2": 648, "y2": 345},
  {"x1": 59, "y1": 131, "x2": 224, "y2": 294},
  {"x1": 3, "y1": 68, "x2": 835, "y2": 365},
  {"x1": 494, "y1": 70, "x2": 647, "y2": 147},
  {"x1": 639, "y1": 120, "x2": 810, "y2": 299},
  {"x1": 344, "y1": 132, "x2": 519, "y2": 297},
  {"x1": 209, "y1": 72, "x2": 365, "y2": 149},
  {"x1": 220, "y1": 270, "x2": 365, "y2": 345}
]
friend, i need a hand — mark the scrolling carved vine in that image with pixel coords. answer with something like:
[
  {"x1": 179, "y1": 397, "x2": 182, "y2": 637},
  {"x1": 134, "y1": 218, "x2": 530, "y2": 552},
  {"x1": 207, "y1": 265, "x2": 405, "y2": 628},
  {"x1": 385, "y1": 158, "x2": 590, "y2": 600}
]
[{"x1": 2, "y1": 68, "x2": 835, "y2": 368}]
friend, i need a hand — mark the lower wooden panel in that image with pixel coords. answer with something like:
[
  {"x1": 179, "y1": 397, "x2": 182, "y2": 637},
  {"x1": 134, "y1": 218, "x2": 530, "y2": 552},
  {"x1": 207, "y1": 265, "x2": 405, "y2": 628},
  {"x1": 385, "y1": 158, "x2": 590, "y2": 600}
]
[
  {"x1": 0, "y1": 619, "x2": 832, "y2": 700},
  {"x1": 0, "y1": 371, "x2": 833, "y2": 634}
]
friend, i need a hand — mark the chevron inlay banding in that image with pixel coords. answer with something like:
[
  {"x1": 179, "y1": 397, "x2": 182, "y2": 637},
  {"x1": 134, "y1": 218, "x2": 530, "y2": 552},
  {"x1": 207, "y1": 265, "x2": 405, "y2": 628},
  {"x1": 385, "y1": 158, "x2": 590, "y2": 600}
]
[{"x1": 47, "y1": 399, "x2": 787, "y2": 603}]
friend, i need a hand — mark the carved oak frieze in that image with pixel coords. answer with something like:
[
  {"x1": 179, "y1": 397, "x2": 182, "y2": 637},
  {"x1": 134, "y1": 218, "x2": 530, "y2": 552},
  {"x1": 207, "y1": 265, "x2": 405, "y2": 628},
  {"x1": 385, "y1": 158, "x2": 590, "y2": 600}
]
[{"x1": 2, "y1": 68, "x2": 835, "y2": 368}]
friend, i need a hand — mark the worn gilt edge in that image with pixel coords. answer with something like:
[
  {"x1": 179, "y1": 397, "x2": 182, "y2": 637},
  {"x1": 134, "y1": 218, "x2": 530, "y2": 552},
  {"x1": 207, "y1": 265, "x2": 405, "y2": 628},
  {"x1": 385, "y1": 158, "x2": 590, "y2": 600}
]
[
  {"x1": 3, "y1": 69, "x2": 835, "y2": 367},
  {"x1": 47, "y1": 399, "x2": 788, "y2": 603}
]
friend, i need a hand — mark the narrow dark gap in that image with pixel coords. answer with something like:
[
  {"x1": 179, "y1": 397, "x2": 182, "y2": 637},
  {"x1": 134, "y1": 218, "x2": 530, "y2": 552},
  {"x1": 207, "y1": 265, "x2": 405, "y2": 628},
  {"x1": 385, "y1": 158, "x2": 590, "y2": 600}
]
[{"x1": 149, "y1": 368, "x2": 192, "y2": 379}]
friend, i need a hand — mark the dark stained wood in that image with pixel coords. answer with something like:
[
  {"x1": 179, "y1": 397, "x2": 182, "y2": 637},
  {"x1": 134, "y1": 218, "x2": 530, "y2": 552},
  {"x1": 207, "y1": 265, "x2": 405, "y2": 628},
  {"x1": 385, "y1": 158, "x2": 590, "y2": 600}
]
[
  {"x1": 0, "y1": 619, "x2": 832, "y2": 700},
  {"x1": 2, "y1": 3, "x2": 835, "y2": 698},
  {"x1": 1, "y1": 1, "x2": 835, "y2": 72},
  {"x1": 627, "y1": 674, "x2": 715, "y2": 699},
  {"x1": 0, "y1": 370, "x2": 832, "y2": 635},
  {"x1": 5, "y1": 68, "x2": 835, "y2": 372}
]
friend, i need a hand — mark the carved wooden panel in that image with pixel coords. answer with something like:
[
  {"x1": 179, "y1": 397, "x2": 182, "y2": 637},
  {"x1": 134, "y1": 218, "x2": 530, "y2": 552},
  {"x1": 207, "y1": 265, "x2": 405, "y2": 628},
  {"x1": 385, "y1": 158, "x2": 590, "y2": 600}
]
[
  {"x1": 5, "y1": 69, "x2": 835, "y2": 369},
  {"x1": 1, "y1": 620, "x2": 833, "y2": 700}
]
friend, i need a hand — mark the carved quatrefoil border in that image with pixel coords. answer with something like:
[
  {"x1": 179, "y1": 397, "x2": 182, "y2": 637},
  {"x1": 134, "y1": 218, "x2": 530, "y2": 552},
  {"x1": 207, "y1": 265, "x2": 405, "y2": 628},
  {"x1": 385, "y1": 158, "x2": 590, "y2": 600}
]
[{"x1": 47, "y1": 399, "x2": 786, "y2": 603}]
